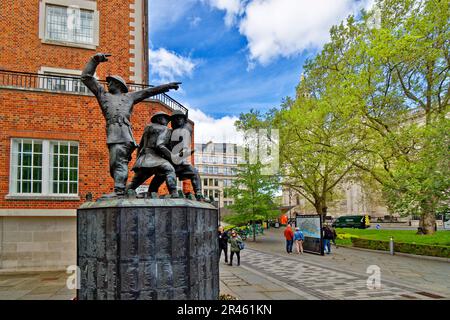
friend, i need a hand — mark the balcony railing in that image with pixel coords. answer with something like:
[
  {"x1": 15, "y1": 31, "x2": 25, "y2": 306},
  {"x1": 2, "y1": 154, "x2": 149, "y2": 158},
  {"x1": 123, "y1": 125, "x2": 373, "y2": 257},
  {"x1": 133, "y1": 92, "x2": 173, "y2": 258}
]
[{"x1": 0, "y1": 69, "x2": 188, "y2": 113}]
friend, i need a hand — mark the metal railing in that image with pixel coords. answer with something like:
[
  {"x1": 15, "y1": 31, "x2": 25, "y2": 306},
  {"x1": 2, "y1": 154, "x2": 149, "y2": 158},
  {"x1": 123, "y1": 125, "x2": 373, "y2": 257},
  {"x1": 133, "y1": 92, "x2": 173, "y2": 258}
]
[{"x1": 0, "y1": 69, "x2": 188, "y2": 113}]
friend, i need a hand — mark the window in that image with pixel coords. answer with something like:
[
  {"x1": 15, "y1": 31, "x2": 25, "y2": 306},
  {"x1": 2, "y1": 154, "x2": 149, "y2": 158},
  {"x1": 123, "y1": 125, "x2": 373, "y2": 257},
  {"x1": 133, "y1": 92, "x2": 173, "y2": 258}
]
[
  {"x1": 203, "y1": 178, "x2": 208, "y2": 186},
  {"x1": 39, "y1": 0, "x2": 99, "y2": 49},
  {"x1": 42, "y1": 72, "x2": 87, "y2": 93},
  {"x1": 214, "y1": 179, "x2": 219, "y2": 187},
  {"x1": 51, "y1": 141, "x2": 79, "y2": 194},
  {"x1": 9, "y1": 139, "x2": 79, "y2": 197},
  {"x1": 10, "y1": 140, "x2": 43, "y2": 194},
  {"x1": 46, "y1": 5, "x2": 93, "y2": 44}
]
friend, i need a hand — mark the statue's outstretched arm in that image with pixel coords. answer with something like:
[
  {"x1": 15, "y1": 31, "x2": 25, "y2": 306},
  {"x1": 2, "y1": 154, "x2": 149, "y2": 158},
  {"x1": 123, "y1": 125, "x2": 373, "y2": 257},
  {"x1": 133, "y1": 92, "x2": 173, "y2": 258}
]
[
  {"x1": 130, "y1": 82, "x2": 181, "y2": 104},
  {"x1": 81, "y1": 53, "x2": 110, "y2": 97}
]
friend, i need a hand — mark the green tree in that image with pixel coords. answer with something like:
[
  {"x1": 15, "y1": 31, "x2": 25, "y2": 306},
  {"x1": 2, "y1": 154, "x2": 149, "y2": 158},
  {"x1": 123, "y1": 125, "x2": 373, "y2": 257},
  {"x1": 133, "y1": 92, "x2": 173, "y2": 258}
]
[
  {"x1": 273, "y1": 80, "x2": 358, "y2": 220},
  {"x1": 294, "y1": 0, "x2": 449, "y2": 234},
  {"x1": 224, "y1": 161, "x2": 280, "y2": 242}
]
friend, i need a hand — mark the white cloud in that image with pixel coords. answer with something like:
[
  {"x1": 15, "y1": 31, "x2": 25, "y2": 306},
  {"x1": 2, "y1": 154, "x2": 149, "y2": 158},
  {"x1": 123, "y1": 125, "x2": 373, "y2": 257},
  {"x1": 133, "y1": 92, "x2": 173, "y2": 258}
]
[
  {"x1": 188, "y1": 108, "x2": 243, "y2": 144},
  {"x1": 239, "y1": 0, "x2": 373, "y2": 65},
  {"x1": 149, "y1": 48, "x2": 196, "y2": 82},
  {"x1": 204, "y1": 0, "x2": 246, "y2": 27}
]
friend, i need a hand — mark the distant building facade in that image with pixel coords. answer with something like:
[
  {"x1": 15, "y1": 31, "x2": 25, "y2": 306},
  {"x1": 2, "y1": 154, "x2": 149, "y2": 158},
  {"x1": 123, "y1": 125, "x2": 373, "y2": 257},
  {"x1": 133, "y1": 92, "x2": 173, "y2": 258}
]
[
  {"x1": 194, "y1": 142, "x2": 243, "y2": 208},
  {"x1": 282, "y1": 181, "x2": 389, "y2": 220}
]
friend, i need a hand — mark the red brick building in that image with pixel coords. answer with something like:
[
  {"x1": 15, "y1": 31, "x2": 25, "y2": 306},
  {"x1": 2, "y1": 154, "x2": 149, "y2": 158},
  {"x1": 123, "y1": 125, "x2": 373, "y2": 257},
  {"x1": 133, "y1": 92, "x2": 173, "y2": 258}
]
[{"x1": 0, "y1": 0, "x2": 192, "y2": 271}]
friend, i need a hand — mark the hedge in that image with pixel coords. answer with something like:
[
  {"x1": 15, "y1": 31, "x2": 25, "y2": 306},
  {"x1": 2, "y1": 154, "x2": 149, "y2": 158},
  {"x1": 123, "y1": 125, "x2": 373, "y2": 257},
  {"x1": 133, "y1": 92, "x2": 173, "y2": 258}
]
[{"x1": 351, "y1": 238, "x2": 450, "y2": 258}]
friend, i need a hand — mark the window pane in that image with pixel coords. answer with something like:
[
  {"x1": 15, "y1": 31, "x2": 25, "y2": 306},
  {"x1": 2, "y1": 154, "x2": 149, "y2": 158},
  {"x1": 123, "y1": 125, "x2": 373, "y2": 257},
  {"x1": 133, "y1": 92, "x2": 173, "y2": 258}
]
[
  {"x1": 54, "y1": 144, "x2": 59, "y2": 154},
  {"x1": 33, "y1": 168, "x2": 42, "y2": 181},
  {"x1": 23, "y1": 154, "x2": 32, "y2": 166},
  {"x1": 34, "y1": 143, "x2": 42, "y2": 153},
  {"x1": 70, "y1": 145, "x2": 78, "y2": 155},
  {"x1": 70, "y1": 156, "x2": 78, "y2": 168},
  {"x1": 53, "y1": 182, "x2": 58, "y2": 193},
  {"x1": 33, "y1": 182, "x2": 42, "y2": 194},
  {"x1": 59, "y1": 168, "x2": 68, "y2": 181},
  {"x1": 33, "y1": 154, "x2": 42, "y2": 166},
  {"x1": 23, "y1": 143, "x2": 32, "y2": 153},
  {"x1": 59, "y1": 182, "x2": 68, "y2": 194},
  {"x1": 69, "y1": 169, "x2": 78, "y2": 181},
  {"x1": 69, "y1": 183, "x2": 77, "y2": 194},
  {"x1": 22, "y1": 167, "x2": 31, "y2": 180},
  {"x1": 47, "y1": 5, "x2": 68, "y2": 42},
  {"x1": 59, "y1": 155, "x2": 68, "y2": 167},
  {"x1": 22, "y1": 181, "x2": 31, "y2": 193},
  {"x1": 53, "y1": 168, "x2": 58, "y2": 180},
  {"x1": 60, "y1": 144, "x2": 68, "y2": 154}
]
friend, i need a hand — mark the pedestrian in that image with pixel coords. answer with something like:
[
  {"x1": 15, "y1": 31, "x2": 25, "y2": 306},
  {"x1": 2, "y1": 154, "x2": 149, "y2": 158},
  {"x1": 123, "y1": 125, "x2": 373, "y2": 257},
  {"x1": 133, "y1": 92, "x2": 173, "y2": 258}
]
[
  {"x1": 228, "y1": 230, "x2": 243, "y2": 266},
  {"x1": 293, "y1": 227, "x2": 304, "y2": 254},
  {"x1": 284, "y1": 224, "x2": 294, "y2": 254},
  {"x1": 322, "y1": 224, "x2": 335, "y2": 254},
  {"x1": 218, "y1": 226, "x2": 229, "y2": 264}
]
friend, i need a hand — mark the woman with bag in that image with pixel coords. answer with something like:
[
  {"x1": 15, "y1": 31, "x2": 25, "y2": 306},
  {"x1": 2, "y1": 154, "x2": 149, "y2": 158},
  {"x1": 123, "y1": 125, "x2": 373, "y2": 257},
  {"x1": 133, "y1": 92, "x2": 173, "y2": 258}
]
[{"x1": 228, "y1": 230, "x2": 243, "y2": 266}]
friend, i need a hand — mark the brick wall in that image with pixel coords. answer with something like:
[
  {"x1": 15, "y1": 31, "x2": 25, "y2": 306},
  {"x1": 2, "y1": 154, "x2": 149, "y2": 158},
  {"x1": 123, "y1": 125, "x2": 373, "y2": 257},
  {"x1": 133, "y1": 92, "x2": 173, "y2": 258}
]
[{"x1": 0, "y1": 0, "x2": 138, "y2": 82}]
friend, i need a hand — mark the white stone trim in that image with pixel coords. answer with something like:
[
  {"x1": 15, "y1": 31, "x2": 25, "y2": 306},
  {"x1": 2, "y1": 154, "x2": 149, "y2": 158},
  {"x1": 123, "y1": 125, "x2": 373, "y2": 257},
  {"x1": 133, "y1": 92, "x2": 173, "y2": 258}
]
[
  {"x1": 38, "y1": 0, "x2": 99, "y2": 49},
  {"x1": 128, "y1": 0, "x2": 145, "y2": 84},
  {"x1": 0, "y1": 209, "x2": 77, "y2": 217},
  {"x1": 38, "y1": 66, "x2": 82, "y2": 76}
]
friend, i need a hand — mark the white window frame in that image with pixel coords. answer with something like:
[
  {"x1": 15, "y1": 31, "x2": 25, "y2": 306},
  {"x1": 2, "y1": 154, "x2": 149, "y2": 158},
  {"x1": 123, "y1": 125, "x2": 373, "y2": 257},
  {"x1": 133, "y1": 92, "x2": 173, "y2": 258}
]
[
  {"x1": 39, "y1": 0, "x2": 99, "y2": 50},
  {"x1": 8, "y1": 138, "x2": 80, "y2": 200}
]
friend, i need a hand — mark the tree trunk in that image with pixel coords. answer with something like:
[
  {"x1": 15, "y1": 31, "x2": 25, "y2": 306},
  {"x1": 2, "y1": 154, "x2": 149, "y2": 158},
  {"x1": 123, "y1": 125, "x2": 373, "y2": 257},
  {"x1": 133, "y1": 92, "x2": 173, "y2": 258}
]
[
  {"x1": 253, "y1": 221, "x2": 256, "y2": 242},
  {"x1": 314, "y1": 200, "x2": 328, "y2": 223},
  {"x1": 418, "y1": 208, "x2": 436, "y2": 235}
]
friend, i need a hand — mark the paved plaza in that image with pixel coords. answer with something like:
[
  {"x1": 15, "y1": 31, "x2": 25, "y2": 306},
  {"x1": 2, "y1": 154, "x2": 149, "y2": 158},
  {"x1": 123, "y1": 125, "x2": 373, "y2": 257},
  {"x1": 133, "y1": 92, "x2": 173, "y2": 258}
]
[
  {"x1": 242, "y1": 228, "x2": 450, "y2": 299},
  {"x1": 0, "y1": 227, "x2": 448, "y2": 300}
]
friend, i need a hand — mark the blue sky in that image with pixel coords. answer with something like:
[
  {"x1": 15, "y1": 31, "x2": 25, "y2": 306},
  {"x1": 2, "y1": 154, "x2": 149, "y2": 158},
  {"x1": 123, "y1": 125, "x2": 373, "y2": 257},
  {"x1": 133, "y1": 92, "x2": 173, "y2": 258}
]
[{"x1": 148, "y1": 0, "x2": 374, "y2": 142}]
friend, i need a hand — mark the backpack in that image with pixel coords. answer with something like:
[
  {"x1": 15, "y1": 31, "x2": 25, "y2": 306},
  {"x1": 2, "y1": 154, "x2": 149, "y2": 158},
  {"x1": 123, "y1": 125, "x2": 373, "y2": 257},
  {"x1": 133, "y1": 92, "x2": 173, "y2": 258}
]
[
  {"x1": 238, "y1": 241, "x2": 245, "y2": 250},
  {"x1": 324, "y1": 227, "x2": 334, "y2": 239}
]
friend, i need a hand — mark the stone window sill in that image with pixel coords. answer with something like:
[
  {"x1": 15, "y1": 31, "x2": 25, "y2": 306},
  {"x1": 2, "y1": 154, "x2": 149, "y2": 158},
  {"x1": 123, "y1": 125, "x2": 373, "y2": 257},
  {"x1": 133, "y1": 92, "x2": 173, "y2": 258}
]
[{"x1": 41, "y1": 39, "x2": 97, "y2": 50}]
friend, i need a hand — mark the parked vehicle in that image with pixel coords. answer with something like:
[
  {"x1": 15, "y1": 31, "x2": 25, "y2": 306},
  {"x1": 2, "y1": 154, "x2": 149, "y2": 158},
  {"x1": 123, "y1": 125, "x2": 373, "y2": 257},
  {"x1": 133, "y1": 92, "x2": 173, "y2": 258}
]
[{"x1": 332, "y1": 215, "x2": 370, "y2": 229}]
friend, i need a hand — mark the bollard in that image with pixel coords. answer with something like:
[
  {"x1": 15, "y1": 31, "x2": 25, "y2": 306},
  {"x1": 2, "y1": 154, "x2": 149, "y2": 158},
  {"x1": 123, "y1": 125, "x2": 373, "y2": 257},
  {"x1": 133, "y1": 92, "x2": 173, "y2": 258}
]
[{"x1": 389, "y1": 236, "x2": 394, "y2": 255}]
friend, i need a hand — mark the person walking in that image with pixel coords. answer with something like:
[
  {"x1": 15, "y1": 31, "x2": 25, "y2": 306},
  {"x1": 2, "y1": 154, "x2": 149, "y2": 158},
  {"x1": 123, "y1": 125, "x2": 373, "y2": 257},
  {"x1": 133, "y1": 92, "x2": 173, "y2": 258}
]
[
  {"x1": 284, "y1": 224, "x2": 294, "y2": 254},
  {"x1": 228, "y1": 230, "x2": 243, "y2": 266},
  {"x1": 322, "y1": 224, "x2": 335, "y2": 254},
  {"x1": 293, "y1": 227, "x2": 304, "y2": 254},
  {"x1": 218, "y1": 226, "x2": 229, "y2": 264}
]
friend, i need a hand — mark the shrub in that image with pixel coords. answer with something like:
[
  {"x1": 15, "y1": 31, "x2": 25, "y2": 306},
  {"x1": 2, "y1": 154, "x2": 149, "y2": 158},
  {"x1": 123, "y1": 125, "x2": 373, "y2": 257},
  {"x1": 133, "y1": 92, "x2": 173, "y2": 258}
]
[
  {"x1": 351, "y1": 238, "x2": 450, "y2": 258},
  {"x1": 336, "y1": 233, "x2": 360, "y2": 240}
]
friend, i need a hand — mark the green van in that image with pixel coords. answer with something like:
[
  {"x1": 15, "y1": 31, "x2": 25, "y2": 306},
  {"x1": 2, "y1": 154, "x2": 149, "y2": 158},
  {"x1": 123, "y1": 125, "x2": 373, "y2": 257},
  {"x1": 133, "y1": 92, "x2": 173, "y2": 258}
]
[{"x1": 332, "y1": 215, "x2": 370, "y2": 229}]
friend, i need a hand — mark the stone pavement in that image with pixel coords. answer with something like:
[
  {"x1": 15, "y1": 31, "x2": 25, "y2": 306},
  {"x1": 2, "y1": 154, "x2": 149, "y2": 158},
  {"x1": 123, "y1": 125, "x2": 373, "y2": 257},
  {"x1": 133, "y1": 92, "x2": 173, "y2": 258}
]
[
  {"x1": 236, "y1": 249, "x2": 445, "y2": 300},
  {"x1": 0, "y1": 271, "x2": 74, "y2": 300},
  {"x1": 0, "y1": 227, "x2": 448, "y2": 300},
  {"x1": 243, "y1": 227, "x2": 450, "y2": 298},
  {"x1": 219, "y1": 263, "x2": 317, "y2": 300}
]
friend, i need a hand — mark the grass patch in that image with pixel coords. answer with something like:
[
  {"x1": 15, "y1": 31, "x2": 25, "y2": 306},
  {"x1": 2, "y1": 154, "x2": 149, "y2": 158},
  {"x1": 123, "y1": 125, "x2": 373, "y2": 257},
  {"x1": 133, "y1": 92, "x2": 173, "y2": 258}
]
[{"x1": 335, "y1": 228, "x2": 450, "y2": 246}]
